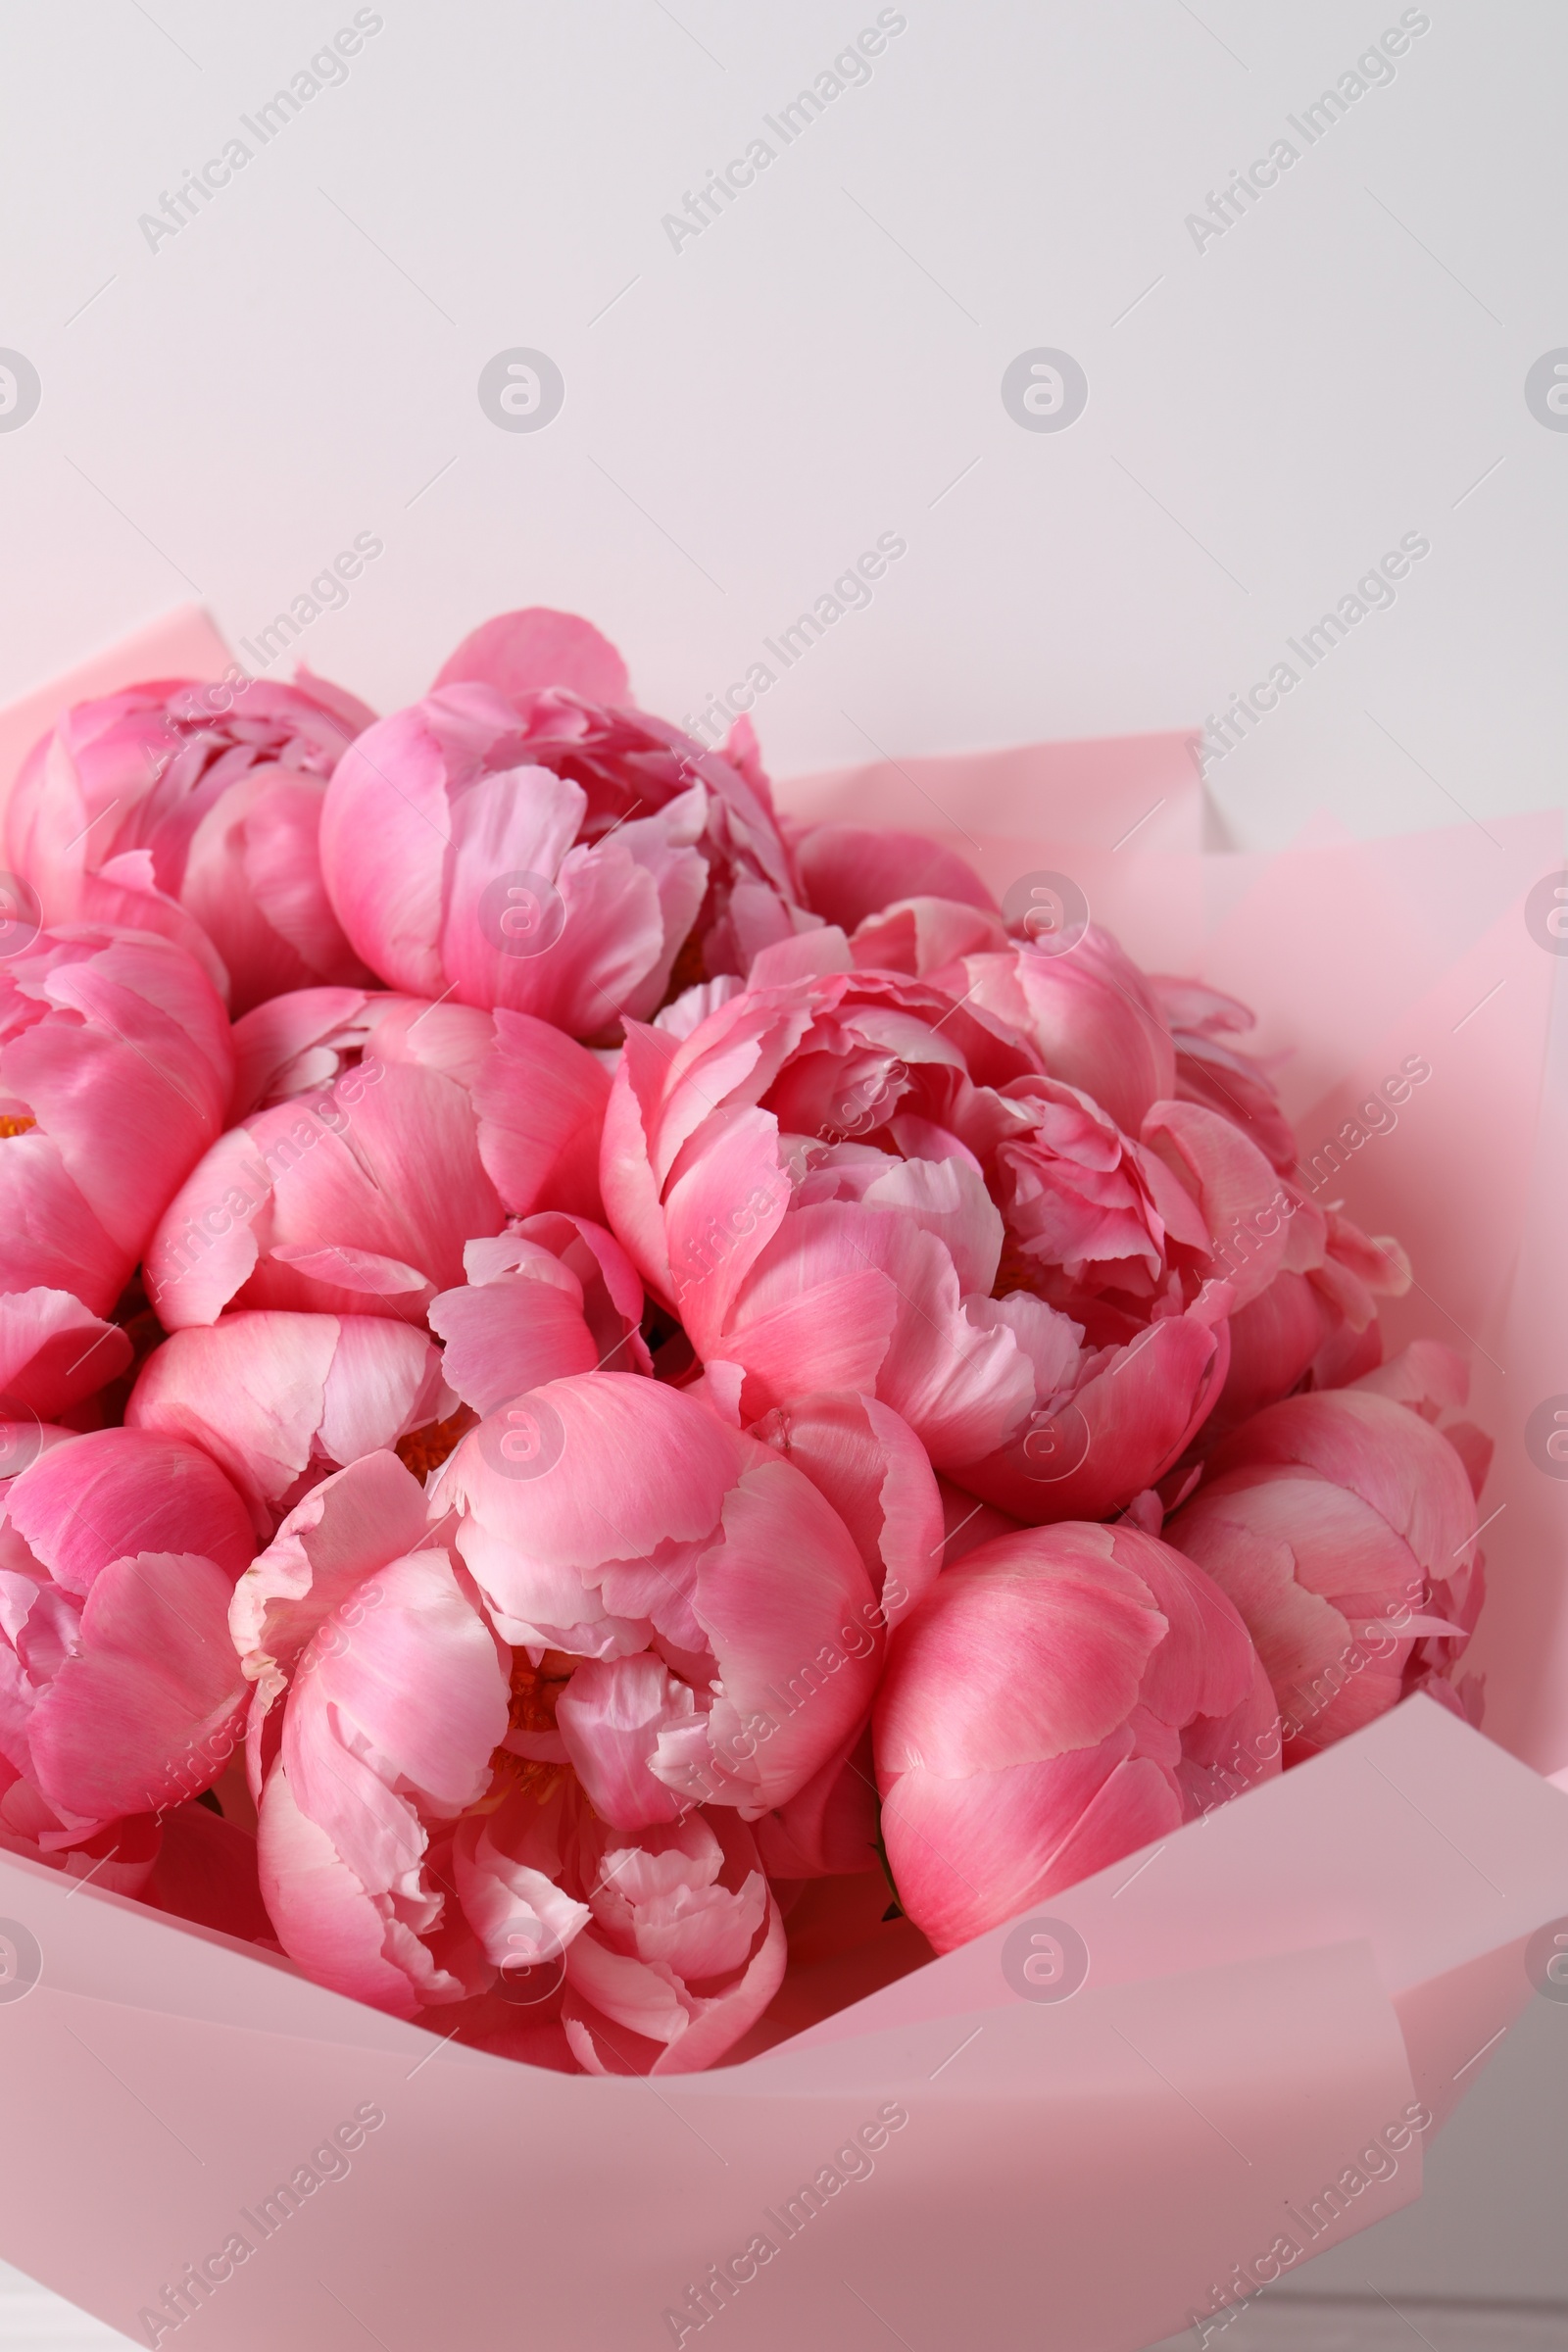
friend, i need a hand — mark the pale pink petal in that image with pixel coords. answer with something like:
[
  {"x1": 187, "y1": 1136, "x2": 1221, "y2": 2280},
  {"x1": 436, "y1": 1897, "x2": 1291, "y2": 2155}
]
[
  {"x1": 432, "y1": 609, "x2": 632, "y2": 706},
  {"x1": 127, "y1": 1312, "x2": 340, "y2": 1525},
  {"x1": 428, "y1": 1270, "x2": 598, "y2": 1417},
  {"x1": 318, "y1": 700, "x2": 459, "y2": 996},
  {"x1": 556, "y1": 1654, "x2": 692, "y2": 1830},
  {"x1": 452, "y1": 1807, "x2": 590, "y2": 1975},
  {"x1": 229, "y1": 1450, "x2": 433, "y2": 1719},
  {"x1": 283, "y1": 1544, "x2": 505, "y2": 1873},
  {"x1": 472, "y1": 1011, "x2": 612, "y2": 1221}
]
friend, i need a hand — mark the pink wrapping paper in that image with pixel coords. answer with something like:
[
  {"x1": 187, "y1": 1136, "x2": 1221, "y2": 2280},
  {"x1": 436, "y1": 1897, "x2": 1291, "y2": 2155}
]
[{"x1": 1, "y1": 616, "x2": 1565, "y2": 2352}]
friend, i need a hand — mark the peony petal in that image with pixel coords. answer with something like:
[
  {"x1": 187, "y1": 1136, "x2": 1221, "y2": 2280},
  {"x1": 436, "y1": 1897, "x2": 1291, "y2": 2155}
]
[
  {"x1": 6, "y1": 1427, "x2": 255, "y2": 1595},
  {"x1": 29, "y1": 1551, "x2": 244, "y2": 1824},
  {"x1": 432, "y1": 609, "x2": 632, "y2": 707},
  {"x1": 794, "y1": 824, "x2": 997, "y2": 929}
]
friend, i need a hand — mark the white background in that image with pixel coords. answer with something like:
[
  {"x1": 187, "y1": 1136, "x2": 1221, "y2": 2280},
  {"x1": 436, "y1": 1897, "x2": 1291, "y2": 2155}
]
[{"x1": 1, "y1": 2, "x2": 1565, "y2": 2343}]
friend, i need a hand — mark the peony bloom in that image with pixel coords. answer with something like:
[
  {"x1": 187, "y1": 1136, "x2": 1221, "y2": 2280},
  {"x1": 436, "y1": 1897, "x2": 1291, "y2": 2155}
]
[
  {"x1": 0, "y1": 1427, "x2": 256, "y2": 1886},
  {"x1": 236, "y1": 1452, "x2": 508, "y2": 2018},
  {"x1": 601, "y1": 931, "x2": 1054, "y2": 1472},
  {"x1": 874, "y1": 1521, "x2": 1279, "y2": 1951},
  {"x1": 1164, "y1": 1353, "x2": 1486, "y2": 1762},
  {"x1": 6, "y1": 672, "x2": 376, "y2": 1014},
  {"x1": 429, "y1": 1372, "x2": 883, "y2": 1825},
  {"x1": 603, "y1": 931, "x2": 1289, "y2": 1520},
  {"x1": 860, "y1": 910, "x2": 1180, "y2": 1141},
  {"x1": 144, "y1": 989, "x2": 610, "y2": 1329},
  {"x1": 318, "y1": 609, "x2": 809, "y2": 1041},
  {"x1": 234, "y1": 1443, "x2": 787, "y2": 2067},
  {"x1": 126, "y1": 1311, "x2": 457, "y2": 1535},
  {"x1": 1, "y1": 927, "x2": 233, "y2": 1415},
  {"x1": 990, "y1": 1085, "x2": 1250, "y2": 1344},
  {"x1": 948, "y1": 1095, "x2": 1398, "y2": 1523}
]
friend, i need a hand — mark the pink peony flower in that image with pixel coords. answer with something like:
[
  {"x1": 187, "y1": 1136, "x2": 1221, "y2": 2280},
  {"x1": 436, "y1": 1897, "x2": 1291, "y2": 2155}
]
[
  {"x1": 600, "y1": 932, "x2": 1051, "y2": 1471},
  {"x1": 234, "y1": 1444, "x2": 787, "y2": 2067},
  {"x1": 946, "y1": 1093, "x2": 1399, "y2": 1522},
  {"x1": 603, "y1": 932, "x2": 1286, "y2": 1520},
  {"x1": 991, "y1": 1086, "x2": 1250, "y2": 1344},
  {"x1": 429, "y1": 1373, "x2": 883, "y2": 1826},
  {"x1": 144, "y1": 988, "x2": 610, "y2": 1329},
  {"x1": 0, "y1": 1427, "x2": 255, "y2": 1883},
  {"x1": 6, "y1": 672, "x2": 376, "y2": 1014},
  {"x1": 318, "y1": 610, "x2": 809, "y2": 1041},
  {"x1": 236, "y1": 1452, "x2": 508, "y2": 2018},
  {"x1": 874, "y1": 1521, "x2": 1279, "y2": 1951},
  {"x1": 1164, "y1": 1352, "x2": 1486, "y2": 1761},
  {"x1": 126, "y1": 1311, "x2": 457, "y2": 1535},
  {"x1": 0, "y1": 927, "x2": 233, "y2": 1414}
]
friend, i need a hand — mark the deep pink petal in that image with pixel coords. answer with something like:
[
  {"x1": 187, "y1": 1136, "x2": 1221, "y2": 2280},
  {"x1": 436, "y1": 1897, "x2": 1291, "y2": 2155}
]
[
  {"x1": 6, "y1": 1427, "x2": 255, "y2": 1594},
  {"x1": 29, "y1": 1550, "x2": 244, "y2": 1822},
  {"x1": 795, "y1": 824, "x2": 996, "y2": 929},
  {"x1": 0, "y1": 1290, "x2": 132, "y2": 1418}
]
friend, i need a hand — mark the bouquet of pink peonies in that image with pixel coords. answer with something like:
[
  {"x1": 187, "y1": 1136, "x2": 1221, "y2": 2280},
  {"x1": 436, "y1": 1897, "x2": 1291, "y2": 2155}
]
[{"x1": 0, "y1": 606, "x2": 1564, "y2": 2352}]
